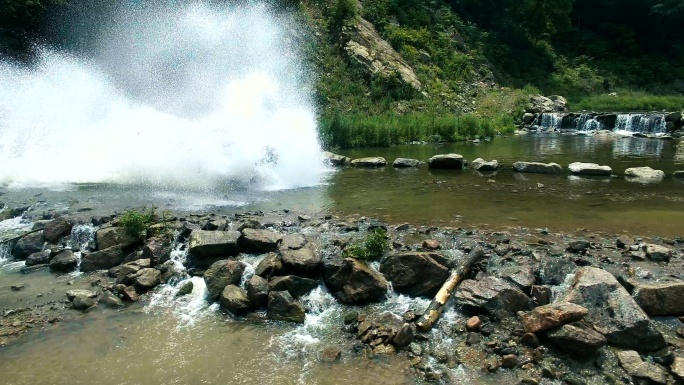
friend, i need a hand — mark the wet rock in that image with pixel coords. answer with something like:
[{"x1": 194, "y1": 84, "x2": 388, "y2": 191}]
[
  {"x1": 96, "y1": 227, "x2": 139, "y2": 250},
  {"x1": 43, "y1": 218, "x2": 74, "y2": 243},
  {"x1": 466, "y1": 332, "x2": 481, "y2": 345},
  {"x1": 176, "y1": 280, "x2": 194, "y2": 297},
  {"x1": 547, "y1": 323, "x2": 606, "y2": 356},
  {"x1": 203, "y1": 260, "x2": 246, "y2": 299},
  {"x1": 66, "y1": 289, "x2": 98, "y2": 302},
  {"x1": 531, "y1": 285, "x2": 552, "y2": 305},
  {"x1": 25, "y1": 250, "x2": 52, "y2": 266},
  {"x1": 466, "y1": 316, "x2": 482, "y2": 331},
  {"x1": 501, "y1": 354, "x2": 518, "y2": 369},
  {"x1": 513, "y1": 161, "x2": 562, "y2": 174},
  {"x1": 617, "y1": 235, "x2": 635, "y2": 249},
  {"x1": 99, "y1": 291, "x2": 124, "y2": 308},
  {"x1": 49, "y1": 250, "x2": 78, "y2": 272},
  {"x1": 72, "y1": 294, "x2": 96, "y2": 310},
  {"x1": 116, "y1": 259, "x2": 150, "y2": 285},
  {"x1": 455, "y1": 276, "x2": 533, "y2": 318},
  {"x1": 269, "y1": 275, "x2": 318, "y2": 298},
  {"x1": 219, "y1": 285, "x2": 251, "y2": 315},
  {"x1": 471, "y1": 158, "x2": 499, "y2": 171},
  {"x1": 267, "y1": 291, "x2": 305, "y2": 323},
  {"x1": 522, "y1": 302, "x2": 588, "y2": 333},
  {"x1": 498, "y1": 265, "x2": 536, "y2": 292},
  {"x1": 141, "y1": 237, "x2": 171, "y2": 265},
  {"x1": 674, "y1": 170, "x2": 684, "y2": 179},
  {"x1": 392, "y1": 323, "x2": 415, "y2": 347},
  {"x1": 188, "y1": 230, "x2": 241, "y2": 267},
  {"x1": 567, "y1": 240, "x2": 590, "y2": 253},
  {"x1": 280, "y1": 247, "x2": 321, "y2": 276},
  {"x1": 624, "y1": 167, "x2": 665, "y2": 183},
  {"x1": 568, "y1": 162, "x2": 612, "y2": 176},
  {"x1": 241, "y1": 228, "x2": 282, "y2": 253},
  {"x1": 617, "y1": 350, "x2": 668, "y2": 384},
  {"x1": 254, "y1": 253, "x2": 284, "y2": 277},
  {"x1": 633, "y1": 282, "x2": 684, "y2": 316},
  {"x1": 373, "y1": 344, "x2": 397, "y2": 355},
  {"x1": 80, "y1": 246, "x2": 124, "y2": 272},
  {"x1": 428, "y1": 154, "x2": 464, "y2": 170},
  {"x1": 131, "y1": 268, "x2": 161, "y2": 288},
  {"x1": 280, "y1": 234, "x2": 307, "y2": 250},
  {"x1": 123, "y1": 286, "x2": 139, "y2": 301},
  {"x1": 379, "y1": 252, "x2": 448, "y2": 297},
  {"x1": 350, "y1": 157, "x2": 387, "y2": 167},
  {"x1": 671, "y1": 356, "x2": 684, "y2": 381},
  {"x1": 12, "y1": 231, "x2": 45, "y2": 259},
  {"x1": 246, "y1": 275, "x2": 269, "y2": 307},
  {"x1": 323, "y1": 258, "x2": 388, "y2": 304},
  {"x1": 560, "y1": 267, "x2": 665, "y2": 351},
  {"x1": 421, "y1": 239, "x2": 440, "y2": 250},
  {"x1": 320, "y1": 347, "x2": 341, "y2": 362},
  {"x1": 393, "y1": 158, "x2": 421, "y2": 168},
  {"x1": 322, "y1": 151, "x2": 350, "y2": 166},
  {"x1": 644, "y1": 244, "x2": 673, "y2": 262},
  {"x1": 520, "y1": 333, "x2": 539, "y2": 347}
]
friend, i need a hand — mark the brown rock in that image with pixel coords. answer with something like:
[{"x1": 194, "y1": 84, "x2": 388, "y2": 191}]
[
  {"x1": 422, "y1": 239, "x2": 441, "y2": 250},
  {"x1": 123, "y1": 286, "x2": 139, "y2": 301},
  {"x1": 633, "y1": 281, "x2": 684, "y2": 316},
  {"x1": 466, "y1": 316, "x2": 482, "y2": 331},
  {"x1": 547, "y1": 323, "x2": 607, "y2": 356},
  {"x1": 521, "y1": 302, "x2": 588, "y2": 333},
  {"x1": 502, "y1": 354, "x2": 518, "y2": 369},
  {"x1": 43, "y1": 218, "x2": 74, "y2": 243}
]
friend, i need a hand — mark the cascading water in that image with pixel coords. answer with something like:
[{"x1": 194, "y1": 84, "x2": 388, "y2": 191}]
[
  {"x1": 614, "y1": 113, "x2": 667, "y2": 135},
  {"x1": 537, "y1": 113, "x2": 562, "y2": 130},
  {"x1": 0, "y1": 2, "x2": 324, "y2": 192},
  {"x1": 574, "y1": 113, "x2": 602, "y2": 133}
]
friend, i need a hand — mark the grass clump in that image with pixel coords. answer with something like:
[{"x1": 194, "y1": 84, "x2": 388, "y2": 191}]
[
  {"x1": 343, "y1": 228, "x2": 390, "y2": 262},
  {"x1": 119, "y1": 208, "x2": 155, "y2": 238}
]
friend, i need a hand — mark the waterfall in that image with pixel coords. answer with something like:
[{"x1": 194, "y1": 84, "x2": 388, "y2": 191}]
[
  {"x1": 537, "y1": 113, "x2": 562, "y2": 130},
  {"x1": 614, "y1": 114, "x2": 667, "y2": 135},
  {"x1": 573, "y1": 114, "x2": 602, "y2": 133}
]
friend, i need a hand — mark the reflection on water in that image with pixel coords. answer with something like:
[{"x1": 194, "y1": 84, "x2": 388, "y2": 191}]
[{"x1": 612, "y1": 137, "x2": 666, "y2": 159}]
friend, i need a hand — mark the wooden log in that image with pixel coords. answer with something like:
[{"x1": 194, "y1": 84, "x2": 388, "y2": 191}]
[{"x1": 415, "y1": 247, "x2": 485, "y2": 332}]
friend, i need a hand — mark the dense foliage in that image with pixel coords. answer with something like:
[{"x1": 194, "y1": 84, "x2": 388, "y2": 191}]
[{"x1": 343, "y1": 227, "x2": 390, "y2": 262}]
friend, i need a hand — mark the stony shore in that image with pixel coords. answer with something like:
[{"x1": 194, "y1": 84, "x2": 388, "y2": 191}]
[{"x1": 1, "y1": 206, "x2": 684, "y2": 384}]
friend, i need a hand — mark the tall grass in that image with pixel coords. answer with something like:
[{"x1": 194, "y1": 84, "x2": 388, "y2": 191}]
[
  {"x1": 318, "y1": 112, "x2": 516, "y2": 149},
  {"x1": 571, "y1": 91, "x2": 684, "y2": 112}
]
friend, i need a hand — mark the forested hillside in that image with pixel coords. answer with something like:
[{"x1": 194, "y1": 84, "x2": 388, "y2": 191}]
[{"x1": 2, "y1": 0, "x2": 684, "y2": 148}]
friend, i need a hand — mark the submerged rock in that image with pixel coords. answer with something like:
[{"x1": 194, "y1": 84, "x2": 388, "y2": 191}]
[
  {"x1": 624, "y1": 167, "x2": 665, "y2": 183},
  {"x1": 72, "y1": 294, "x2": 97, "y2": 310},
  {"x1": 471, "y1": 158, "x2": 499, "y2": 171},
  {"x1": 49, "y1": 250, "x2": 78, "y2": 272},
  {"x1": 379, "y1": 252, "x2": 449, "y2": 297},
  {"x1": 674, "y1": 170, "x2": 684, "y2": 179},
  {"x1": 393, "y1": 158, "x2": 421, "y2": 168},
  {"x1": 80, "y1": 246, "x2": 124, "y2": 272},
  {"x1": 455, "y1": 276, "x2": 533, "y2": 318},
  {"x1": 267, "y1": 291, "x2": 305, "y2": 323},
  {"x1": 203, "y1": 260, "x2": 246, "y2": 299},
  {"x1": 513, "y1": 161, "x2": 562, "y2": 174},
  {"x1": 568, "y1": 162, "x2": 612, "y2": 176},
  {"x1": 350, "y1": 157, "x2": 387, "y2": 167},
  {"x1": 43, "y1": 218, "x2": 74, "y2": 243},
  {"x1": 66, "y1": 290, "x2": 98, "y2": 302},
  {"x1": 428, "y1": 154, "x2": 464, "y2": 170},
  {"x1": 323, "y1": 258, "x2": 388, "y2": 304},
  {"x1": 521, "y1": 302, "x2": 588, "y2": 333}
]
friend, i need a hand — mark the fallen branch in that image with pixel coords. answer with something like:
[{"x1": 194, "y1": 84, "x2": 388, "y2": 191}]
[
  {"x1": 415, "y1": 247, "x2": 485, "y2": 332},
  {"x1": 0, "y1": 228, "x2": 42, "y2": 245}
]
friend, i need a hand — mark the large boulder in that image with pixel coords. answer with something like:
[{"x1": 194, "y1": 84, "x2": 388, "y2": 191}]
[
  {"x1": 131, "y1": 268, "x2": 161, "y2": 288},
  {"x1": 25, "y1": 250, "x2": 52, "y2": 266},
  {"x1": 547, "y1": 323, "x2": 607, "y2": 356},
  {"x1": 379, "y1": 252, "x2": 449, "y2": 297},
  {"x1": 267, "y1": 291, "x2": 305, "y2": 323},
  {"x1": 350, "y1": 157, "x2": 387, "y2": 167},
  {"x1": 188, "y1": 230, "x2": 241, "y2": 267},
  {"x1": 428, "y1": 154, "x2": 464, "y2": 170},
  {"x1": 521, "y1": 302, "x2": 588, "y2": 333},
  {"x1": 455, "y1": 277, "x2": 533, "y2": 318},
  {"x1": 203, "y1": 260, "x2": 246, "y2": 299},
  {"x1": 280, "y1": 247, "x2": 321, "y2": 276},
  {"x1": 393, "y1": 158, "x2": 421, "y2": 168},
  {"x1": 633, "y1": 282, "x2": 684, "y2": 316},
  {"x1": 322, "y1": 151, "x2": 350, "y2": 166},
  {"x1": 560, "y1": 267, "x2": 665, "y2": 351},
  {"x1": 568, "y1": 162, "x2": 612, "y2": 176},
  {"x1": 240, "y1": 228, "x2": 282, "y2": 253},
  {"x1": 12, "y1": 231, "x2": 45, "y2": 259},
  {"x1": 96, "y1": 227, "x2": 139, "y2": 250},
  {"x1": 526, "y1": 95, "x2": 567, "y2": 113},
  {"x1": 219, "y1": 285, "x2": 251, "y2": 315},
  {"x1": 246, "y1": 275, "x2": 269, "y2": 307},
  {"x1": 269, "y1": 275, "x2": 318, "y2": 298},
  {"x1": 43, "y1": 218, "x2": 74, "y2": 243},
  {"x1": 80, "y1": 246, "x2": 124, "y2": 272},
  {"x1": 513, "y1": 161, "x2": 562, "y2": 174},
  {"x1": 624, "y1": 167, "x2": 665, "y2": 183},
  {"x1": 323, "y1": 258, "x2": 388, "y2": 304},
  {"x1": 49, "y1": 250, "x2": 79, "y2": 272},
  {"x1": 471, "y1": 158, "x2": 499, "y2": 172}
]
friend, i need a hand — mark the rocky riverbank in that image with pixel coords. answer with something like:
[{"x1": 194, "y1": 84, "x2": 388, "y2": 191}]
[{"x1": 1, "y1": 206, "x2": 684, "y2": 384}]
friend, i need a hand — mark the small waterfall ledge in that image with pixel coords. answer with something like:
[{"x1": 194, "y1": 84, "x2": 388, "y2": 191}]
[{"x1": 523, "y1": 111, "x2": 682, "y2": 137}]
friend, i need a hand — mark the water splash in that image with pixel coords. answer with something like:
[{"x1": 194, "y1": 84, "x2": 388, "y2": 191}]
[{"x1": 0, "y1": 2, "x2": 324, "y2": 191}]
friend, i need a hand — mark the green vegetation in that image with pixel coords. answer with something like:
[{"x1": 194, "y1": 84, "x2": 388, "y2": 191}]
[
  {"x1": 343, "y1": 227, "x2": 390, "y2": 261},
  {"x1": 119, "y1": 208, "x2": 155, "y2": 238},
  {"x1": 570, "y1": 92, "x2": 684, "y2": 112}
]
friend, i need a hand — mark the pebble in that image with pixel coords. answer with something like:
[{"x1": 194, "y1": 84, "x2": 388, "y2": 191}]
[{"x1": 466, "y1": 316, "x2": 482, "y2": 331}]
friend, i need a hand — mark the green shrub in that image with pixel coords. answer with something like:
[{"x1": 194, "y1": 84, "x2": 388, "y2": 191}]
[
  {"x1": 343, "y1": 228, "x2": 389, "y2": 261},
  {"x1": 119, "y1": 208, "x2": 155, "y2": 238}
]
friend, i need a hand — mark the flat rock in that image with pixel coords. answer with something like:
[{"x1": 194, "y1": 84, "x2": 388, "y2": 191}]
[
  {"x1": 241, "y1": 228, "x2": 282, "y2": 253},
  {"x1": 428, "y1": 154, "x2": 464, "y2": 170},
  {"x1": 131, "y1": 268, "x2": 161, "y2": 288},
  {"x1": 323, "y1": 257, "x2": 388, "y2": 304},
  {"x1": 379, "y1": 252, "x2": 449, "y2": 297},
  {"x1": 617, "y1": 350, "x2": 668, "y2": 384},
  {"x1": 219, "y1": 284, "x2": 251, "y2": 315},
  {"x1": 393, "y1": 158, "x2": 421, "y2": 168},
  {"x1": 49, "y1": 250, "x2": 78, "y2": 272},
  {"x1": 322, "y1": 151, "x2": 350, "y2": 166},
  {"x1": 280, "y1": 247, "x2": 321, "y2": 276},
  {"x1": 471, "y1": 158, "x2": 499, "y2": 171},
  {"x1": 547, "y1": 323, "x2": 606, "y2": 356},
  {"x1": 633, "y1": 282, "x2": 684, "y2": 316},
  {"x1": 280, "y1": 234, "x2": 307, "y2": 250},
  {"x1": 203, "y1": 260, "x2": 246, "y2": 299},
  {"x1": 267, "y1": 291, "x2": 305, "y2": 323},
  {"x1": 568, "y1": 162, "x2": 612, "y2": 176},
  {"x1": 513, "y1": 161, "x2": 562, "y2": 174},
  {"x1": 624, "y1": 167, "x2": 665, "y2": 183},
  {"x1": 66, "y1": 290, "x2": 98, "y2": 302},
  {"x1": 188, "y1": 230, "x2": 241, "y2": 265},
  {"x1": 96, "y1": 227, "x2": 139, "y2": 250},
  {"x1": 351, "y1": 157, "x2": 387, "y2": 167},
  {"x1": 455, "y1": 276, "x2": 533, "y2": 318},
  {"x1": 43, "y1": 218, "x2": 74, "y2": 243},
  {"x1": 522, "y1": 302, "x2": 588, "y2": 333},
  {"x1": 80, "y1": 246, "x2": 124, "y2": 272}
]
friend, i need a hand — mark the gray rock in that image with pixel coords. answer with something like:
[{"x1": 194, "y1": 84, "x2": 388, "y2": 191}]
[
  {"x1": 322, "y1": 151, "x2": 350, "y2": 166},
  {"x1": 561, "y1": 267, "x2": 665, "y2": 351},
  {"x1": 269, "y1": 275, "x2": 318, "y2": 298},
  {"x1": 246, "y1": 275, "x2": 269, "y2": 307},
  {"x1": 66, "y1": 289, "x2": 98, "y2": 302},
  {"x1": 49, "y1": 250, "x2": 78, "y2": 272},
  {"x1": 428, "y1": 154, "x2": 464, "y2": 170},
  {"x1": 99, "y1": 291, "x2": 124, "y2": 308},
  {"x1": 393, "y1": 158, "x2": 421, "y2": 168},
  {"x1": 25, "y1": 250, "x2": 52, "y2": 266},
  {"x1": 624, "y1": 167, "x2": 665, "y2": 183},
  {"x1": 116, "y1": 259, "x2": 151, "y2": 285},
  {"x1": 203, "y1": 260, "x2": 246, "y2": 299},
  {"x1": 568, "y1": 162, "x2": 612, "y2": 176},
  {"x1": 513, "y1": 161, "x2": 562, "y2": 174},
  {"x1": 254, "y1": 253, "x2": 284, "y2": 277},
  {"x1": 241, "y1": 228, "x2": 282, "y2": 253},
  {"x1": 498, "y1": 265, "x2": 536, "y2": 292},
  {"x1": 379, "y1": 252, "x2": 449, "y2": 297},
  {"x1": 80, "y1": 246, "x2": 124, "y2": 272},
  {"x1": 12, "y1": 232, "x2": 45, "y2": 259},
  {"x1": 643, "y1": 244, "x2": 673, "y2": 262},
  {"x1": 72, "y1": 295, "x2": 96, "y2": 310},
  {"x1": 188, "y1": 230, "x2": 241, "y2": 262},
  {"x1": 131, "y1": 268, "x2": 161, "y2": 288},
  {"x1": 665, "y1": 111, "x2": 682, "y2": 122},
  {"x1": 176, "y1": 280, "x2": 194, "y2": 296},
  {"x1": 323, "y1": 258, "x2": 388, "y2": 305},
  {"x1": 279, "y1": 234, "x2": 307, "y2": 250},
  {"x1": 633, "y1": 282, "x2": 684, "y2": 316},
  {"x1": 280, "y1": 247, "x2": 321, "y2": 276},
  {"x1": 617, "y1": 350, "x2": 668, "y2": 384},
  {"x1": 219, "y1": 285, "x2": 251, "y2": 315},
  {"x1": 392, "y1": 323, "x2": 415, "y2": 347},
  {"x1": 267, "y1": 291, "x2": 305, "y2": 323},
  {"x1": 471, "y1": 158, "x2": 499, "y2": 171},
  {"x1": 96, "y1": 227, "x2": 139, "y2": 250},
  {"x1": 455, "y1": 276, "x2": 533, "y2": 318},
  {"x1": 547, "y1": 323, "x2": 606, "y2": 356},
  {"x1": 43, "y1": 218, "x2": 74, "y2": 243},
  {"x1": 522, "y1": 113, "x2": 536, "y2": 124},
  {"x1": 350, "y1": 157, "x2": 387, "y2": 167}
]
